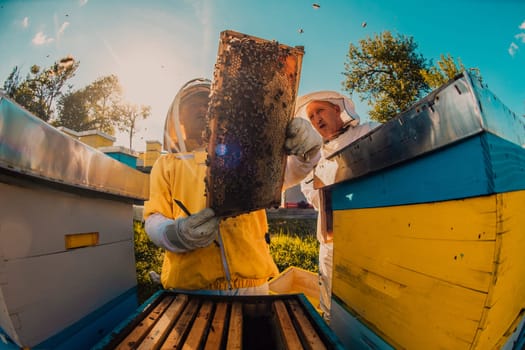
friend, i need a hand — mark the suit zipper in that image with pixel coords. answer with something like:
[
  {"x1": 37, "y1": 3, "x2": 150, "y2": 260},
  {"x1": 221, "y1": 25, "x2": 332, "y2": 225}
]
[{"x1": 216, "y1": 228, "x2": 232, "y2": 290}]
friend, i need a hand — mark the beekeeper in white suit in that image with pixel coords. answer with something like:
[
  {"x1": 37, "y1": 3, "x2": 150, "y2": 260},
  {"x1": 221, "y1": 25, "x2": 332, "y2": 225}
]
[{"x1": 292, "y1": 91, "x2": 380, "y2": 322}]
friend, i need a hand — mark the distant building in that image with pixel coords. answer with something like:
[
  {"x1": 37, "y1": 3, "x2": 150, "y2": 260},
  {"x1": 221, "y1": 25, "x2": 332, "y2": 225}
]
[
  {"x1": 98, "y1": 146, "x2": 138, "y2": 169},
  {"x1": 57, "y1": 127, "x2": 139, "y2": 169},
  {"x1": 136, "y1": 140, "x2": 164, "y2": 174},
  {"x1": 283, "y1": 183, "x2": 311, "y2": 208}
]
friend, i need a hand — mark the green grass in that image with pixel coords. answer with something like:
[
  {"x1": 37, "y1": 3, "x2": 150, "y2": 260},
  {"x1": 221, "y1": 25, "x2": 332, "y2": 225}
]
[
  {"x1": 133, "y1": 221, "x2": 163, "y2": 303},
  {"x1": 269, "y1": 232, "x2": 319, "y2": 273}
]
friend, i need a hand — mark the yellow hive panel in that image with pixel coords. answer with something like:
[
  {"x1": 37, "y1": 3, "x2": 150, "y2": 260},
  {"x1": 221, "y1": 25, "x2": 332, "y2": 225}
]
[
  {"x1": 146, "y1": 141, "x2": 162, "y2": 152},
  {"x1": 333, "y1": 191, "x2": 525, "y2": 349},
  {"x1": 332, "y1": 194, "x2": 501, "y2": 349},
  {"x1": 79, "y1": 134, "x2": 113, "y2": 148},
  {"x1": 64, "y1": 232, "x2": 99, "y2": 249},
  {"x1": 472, "y1": 190, "x2": 525, "y2": 349},
  {"x1": 269, "y1": 266, "x2": 321, "y2": 313}
]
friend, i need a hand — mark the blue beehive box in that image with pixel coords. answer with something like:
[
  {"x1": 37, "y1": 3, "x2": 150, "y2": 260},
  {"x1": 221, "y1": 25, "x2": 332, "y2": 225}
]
[{"x1": 313, "y1": 71, "x2": 525, "y2": 349}]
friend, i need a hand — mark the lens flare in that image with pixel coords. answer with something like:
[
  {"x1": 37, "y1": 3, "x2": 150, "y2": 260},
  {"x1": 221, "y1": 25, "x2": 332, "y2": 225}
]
[{"x1": 215, "y1": 144, "x2": 227, "y2": 156}]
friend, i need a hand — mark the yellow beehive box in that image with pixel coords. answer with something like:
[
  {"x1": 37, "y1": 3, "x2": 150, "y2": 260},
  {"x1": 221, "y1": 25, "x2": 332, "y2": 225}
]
[
  {"x1": 77, "y1": 130, "x2": 115, "y2": 148},
  {"x1": 146, "y1": 140, "x2": 162, "y2": 152},
  {"x1": 269, "y1": 266, "x2": 320, "y2": 313},
  {"x1": 144, "y1": 151, "x2": 161, "y2": 160}
]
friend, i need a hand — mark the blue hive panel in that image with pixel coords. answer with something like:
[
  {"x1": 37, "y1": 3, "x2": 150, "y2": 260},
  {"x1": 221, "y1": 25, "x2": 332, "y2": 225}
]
[
  {"x1": 331, "y1": 132, "x2": 525, "y2": 210},
  {"x1": 314, "y1": 71, "x2": 525, "y2": 191}
]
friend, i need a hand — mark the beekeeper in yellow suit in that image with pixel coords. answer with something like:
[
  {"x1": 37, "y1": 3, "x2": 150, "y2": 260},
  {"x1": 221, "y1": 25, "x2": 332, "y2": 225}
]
[{"x1": 143, "y1": 78, "x2": 321, "y2": 295}]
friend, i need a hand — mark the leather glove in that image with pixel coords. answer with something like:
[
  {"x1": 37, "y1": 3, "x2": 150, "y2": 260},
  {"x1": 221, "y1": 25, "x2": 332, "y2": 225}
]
[
  {"x1": 166, "y1": 208, "x2": 219, "y2": 251},
  {"x1": 285, "y1": 118, "x2": 322, "y2": 161}
]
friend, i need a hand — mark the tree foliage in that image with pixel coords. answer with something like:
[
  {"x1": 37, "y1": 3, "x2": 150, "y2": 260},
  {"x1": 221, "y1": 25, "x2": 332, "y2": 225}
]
[
  {"x1": 54, "y1": 88, "x2": 92, "y2": 131},
  {"x1": 117, "y1": 103, "x2": 151, "y2": 149},
  {"x1": 421, "y1": 54, "x2": 466, "y2": 89},
  {"x1": 55, "y1": 75, "x2": 123, "y2": 134},
  {"x1": 269, "y1": 233, "x2": 319, "y2": 273},
  {"x1": 343, "y1": 31, "x2": 430, "y2": 122},
  {"x1": 56, "y1": 75, "x2": 151, "y2": 147},
  {"x1": 4, "y1": 60, "x2": 151, "y2": 149},
  {"x1": 134, "y1": 221, "x2": 164, "y2": 303},
  {"x1": 3, "y1": 56, "x2": 79, "y2": 122}
]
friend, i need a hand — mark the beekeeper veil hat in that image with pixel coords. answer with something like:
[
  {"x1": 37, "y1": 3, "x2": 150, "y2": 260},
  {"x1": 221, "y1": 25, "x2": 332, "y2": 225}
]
[
  {"x1": 164, "y1": 78, "x2": 211, "y2": 153},
  {"x1": 294, "y1": 90, "x2": 360, "y2": 127}
]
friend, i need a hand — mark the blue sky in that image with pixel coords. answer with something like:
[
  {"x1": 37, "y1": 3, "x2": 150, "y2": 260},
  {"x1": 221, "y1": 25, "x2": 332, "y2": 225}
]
[{"x1": 1, "y1": 0, "x2": 524, "y2": 151}]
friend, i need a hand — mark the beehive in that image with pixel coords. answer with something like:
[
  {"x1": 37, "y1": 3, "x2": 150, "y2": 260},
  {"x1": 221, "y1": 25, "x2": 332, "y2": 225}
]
[
  {"x1": 205, "y1": 30, "x2": 304, "y2": 217},
  {"x1": 0, "y1": 94, "x2": 148, "y2": 348},
  {"x1": 314, "y1": 71, "x2": 525, "y2": 349},
  {"x1": 94, "y1": 292, "x2": 344, "y2": 349}
]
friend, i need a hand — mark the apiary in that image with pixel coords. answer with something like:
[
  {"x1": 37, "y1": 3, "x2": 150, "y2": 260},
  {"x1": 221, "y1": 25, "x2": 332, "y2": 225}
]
[
  {"x1": 205, "y1": 30, "x2": 304, "y2": 217},
  {"x1": 93, "y1": 291, "x2": 344, "y2": 349},
  {"x1": 313, "y1": 71, "x2": 525, "y2": 349},
  {"x1": 0, "y1": 93, "x2": 149, "y2": 349}
]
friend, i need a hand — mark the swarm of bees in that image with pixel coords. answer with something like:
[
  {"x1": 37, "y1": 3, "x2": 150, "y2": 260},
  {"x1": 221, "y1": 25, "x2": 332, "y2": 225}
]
[{"x1": 205, "y1": 31, "x2": 304, "y2": 217}]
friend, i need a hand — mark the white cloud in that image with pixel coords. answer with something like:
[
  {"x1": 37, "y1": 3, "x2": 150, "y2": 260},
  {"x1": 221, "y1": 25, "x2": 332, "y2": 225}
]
[
  {"x1": 508, "y1": 42, "x2": 519, "y2": 57},
  {"x1": 507, "y1": 21, "x2": 525, "y2": 56},
  {"x1": 22, "y1": 17, "x2": 29, "y2": 28},
  {"x1": 58, "y1": 21, "x2": 70, "y2": 38},
  {"x1": 32, "y1": 31, "x2": 54, "y2": 45},
  {"x1": 79, "y1": 0, "x2": 88, "y2": 7}
]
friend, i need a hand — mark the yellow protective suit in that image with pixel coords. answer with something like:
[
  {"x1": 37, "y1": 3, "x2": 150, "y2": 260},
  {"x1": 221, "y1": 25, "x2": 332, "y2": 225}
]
[{"x1": 143, "y1": 151, "x2": 279, "y2": 290}]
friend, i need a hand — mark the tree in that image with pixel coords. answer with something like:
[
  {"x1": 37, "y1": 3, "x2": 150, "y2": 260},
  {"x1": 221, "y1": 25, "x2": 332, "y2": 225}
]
[
  {"x1": 81, "y1": 75, "x2": 123, "y2": 134},
  {"x1": 55, "y1": 75, "x2": 123, "y2": 134},
  {"x1": 117, "y1": 103, "x2": 151, "y2": 149},
  {"x1": 421, "y1": 54, "x2": 466, "y2": 89},
  {"x1": 3, "y1": 66, "x2": 22, "y2": 96},
  {"x1": 3, "y1": 56, "x2": 79, "y2": 122},
  {"x1": 343, "y1": 31, "x2": 430, "y2": 122},
  {"x1": 54, "y1": 88, "x2": 93, "y2": 131},
  {"x1": 56, "y1": 75, "x2": 151, "y2": 148},
  {"x1": 5, "y1": 61, "x2": 151, "y2": 149}
]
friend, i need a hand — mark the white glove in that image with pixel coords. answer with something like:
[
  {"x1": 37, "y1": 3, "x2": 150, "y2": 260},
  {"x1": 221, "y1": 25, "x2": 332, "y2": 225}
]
[
  {"x1": 285, "y1": 118, "x2": 322, "y2": 161},
  {"x1": 166, "y1": 208, "x2": 219, "y2": 251}
]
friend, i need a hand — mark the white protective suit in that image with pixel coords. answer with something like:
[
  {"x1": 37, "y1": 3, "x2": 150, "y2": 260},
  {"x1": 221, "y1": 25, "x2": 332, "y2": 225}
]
[{"x1": 294, "y1": 91, "x2": 380, "y2": 321}]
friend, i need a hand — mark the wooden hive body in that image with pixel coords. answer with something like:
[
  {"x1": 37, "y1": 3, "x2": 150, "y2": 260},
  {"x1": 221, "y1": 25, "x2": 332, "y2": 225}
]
[
  {"x1": 94, "y1": 292, "x2": 345, "y2": 349},
  {"x1": 0, "y1": 94, "x2": 148, "y2": 348},
  {"x1": 315, "y1": 72, "x2": 525, "y2": 349}
]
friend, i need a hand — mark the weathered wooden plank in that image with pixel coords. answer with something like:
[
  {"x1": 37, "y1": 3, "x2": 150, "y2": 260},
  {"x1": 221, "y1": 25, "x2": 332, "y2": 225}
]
[
  {"x1": 137, "y1": 294, "x2": 188, "y2": 350},
  {"x1": 332, "y1": 197, "x2": 495, "y2": 349},
  {"x1": 182, "y1": 301, "x2": 213, "y2": 350},
  {"x1": 288, "y1": 299, "x2": 326, "y2": 350},
  {"x1": 94, "y1": 293, "x2": 343, "y2": 349},
  {"x1": 226, "y1": 302, "x2": 243, "y2": 349},
  {"x1": 203, "y1": 302, "x2": 228, "y2": 350},
  {"x1": 116, "y1": 295, "x2": 174, "y2": 350},
  {"x1": 161, "y1": 298, "x2": 199, "y2": 349},
  {"x1": 333, "y1": 198, "x2": 496, "y2": 292},
  {"x1": 472, "y1": 190, "x2": 525, "y2": 349},
  {"x1": 273, "y1": 300, "x2": 303, "y2": 349}
]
